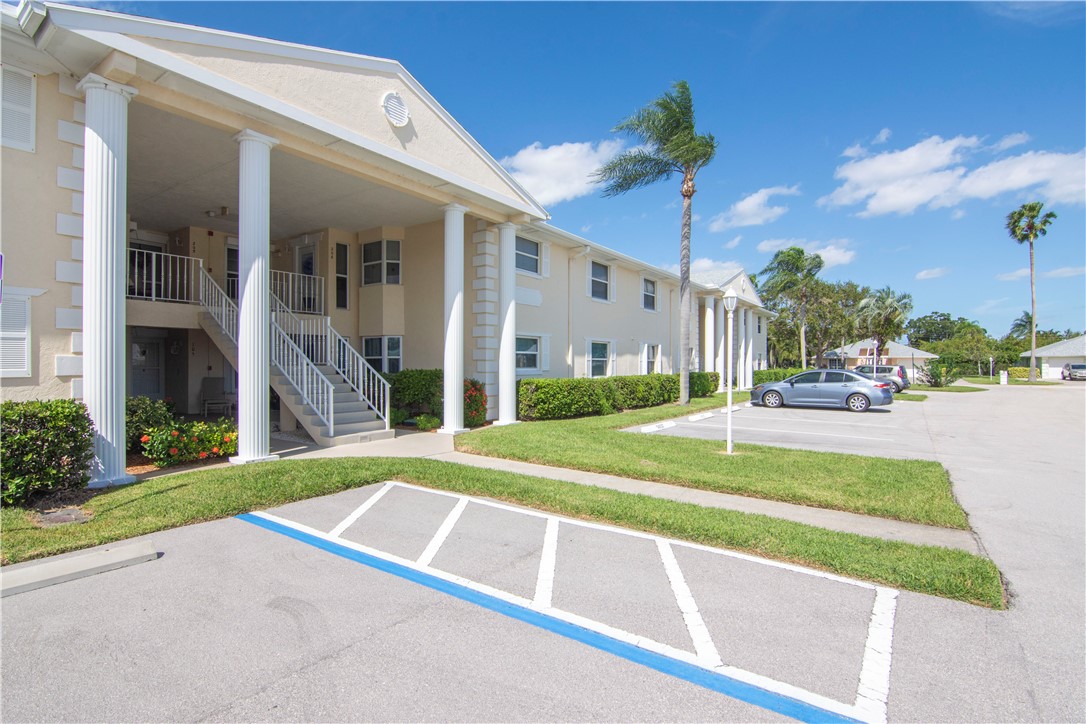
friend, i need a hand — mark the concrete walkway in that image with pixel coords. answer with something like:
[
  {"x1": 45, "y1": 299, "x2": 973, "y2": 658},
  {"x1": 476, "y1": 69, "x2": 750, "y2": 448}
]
[{"x1": 280, "y1": 428, "x2": 983, "y2": 555}]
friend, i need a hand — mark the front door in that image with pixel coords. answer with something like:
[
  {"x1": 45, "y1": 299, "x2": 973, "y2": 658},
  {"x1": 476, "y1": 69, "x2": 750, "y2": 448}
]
[
  {"x1": 786, "y1": 370, "x2": 823, "y2": 405},
  {"x1": 130, "y1": 339, "x2": 165, "y2": 399},
  {"x1": 225, "y1": 243, "x2": 239, "y2": 300}
]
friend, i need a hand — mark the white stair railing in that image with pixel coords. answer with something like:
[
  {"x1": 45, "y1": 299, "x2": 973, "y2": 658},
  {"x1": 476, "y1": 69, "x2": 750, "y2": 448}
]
[
  {"x1": 328, "y1": 322, "x2": 391, "y2": 430},
  {"x1": 199, "y1": 268, "x2": 334, "y2": 435},
  {"x1": 270, "y1": 294, "x2": 329, "y2": 365},
  {"x1": 271, "y1": 269, "x2": 324, "y2": 315},
  {"x1": 128, "y1": 249, "x2": 203, "y2": 303}
]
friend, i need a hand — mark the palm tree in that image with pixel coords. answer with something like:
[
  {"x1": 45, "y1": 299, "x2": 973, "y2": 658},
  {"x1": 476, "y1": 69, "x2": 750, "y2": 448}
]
[
  {"x1": 1009, "y1": 310, "x2": 1032, "y2": 339},
  {"x1": 1006, "y1": 202, "x2": 1057, "y2": 382},
  {"x1": 857, "y1": 287, "x2": 913, "y2": 362},
  {"x1": 758, "y1": 246, "x2": 824, "y2": 368},
  {"x1": 593, "y1": 81, "x2": 717, "y2": 404}
]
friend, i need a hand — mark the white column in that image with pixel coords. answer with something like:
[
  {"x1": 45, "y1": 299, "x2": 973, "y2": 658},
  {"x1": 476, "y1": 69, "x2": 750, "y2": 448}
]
[
  {"x1": 80, "y1": 74, "x2": 137, "y2": 487},
  {"x1": 737, "y1": 308, "x2": 747, "y2": 389},
  {"x1": 703, "y1": 297, "x2": 715, "y2": 374},
  {"x1": 746, "y1": 312, "x2": 756, "y2": 386},
  {"x1": 231, "y1": 129, "x2": 279, "y2": 465},
  {"x1": 714, "y1": 298, "x2": 725, "y2": 392},
  {"x1": 691, "y1": 294, "x2": 701, "y2": 372},
  {"x1": 440, "y1": 203, "x2": 468, "y2": 434},
  {"x1": 496, "y1": 223, "x2": 518, "y2": 425}
]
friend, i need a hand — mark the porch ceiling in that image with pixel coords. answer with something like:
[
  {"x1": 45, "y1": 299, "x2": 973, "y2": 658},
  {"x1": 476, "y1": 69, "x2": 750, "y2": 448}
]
[{"x1": 127, "y1": 102, "x2": 443, "y2": 238}]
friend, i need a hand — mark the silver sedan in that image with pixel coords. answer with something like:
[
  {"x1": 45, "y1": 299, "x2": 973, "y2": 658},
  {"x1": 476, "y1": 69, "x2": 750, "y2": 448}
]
[{"x1": 751, "y1": 369, "x2": 894, "y2": 412}]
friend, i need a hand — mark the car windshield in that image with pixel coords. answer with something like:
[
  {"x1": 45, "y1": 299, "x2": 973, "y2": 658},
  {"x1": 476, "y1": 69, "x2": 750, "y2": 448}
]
[{"x1": 1072, "y1": 364, "x2": 1086, "y2": 370}]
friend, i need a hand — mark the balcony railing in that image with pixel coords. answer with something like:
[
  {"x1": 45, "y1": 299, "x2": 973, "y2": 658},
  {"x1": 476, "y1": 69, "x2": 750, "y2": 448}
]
[
  {"x1": 271, "y1": 269, "x2": 324, "y2": 316},
  {"x1": 128, "y1": 249, "x2": 202, "y2": 303}
]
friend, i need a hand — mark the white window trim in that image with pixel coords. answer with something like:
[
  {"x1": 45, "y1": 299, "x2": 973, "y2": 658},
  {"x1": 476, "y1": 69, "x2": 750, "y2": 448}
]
[
  {"x1": 585, "y1": 337, "x2": 617, "y2": 378},
  {"x1": 2, "y1": 65, "x2": 36, "y2": 153},
  {"x1": 334, "y1": 242, "x2": 350, "y2": 310},
  {"x1": 586, "y1": 258, "x2": 615, "y2": 304},
  {"x1": 639, "y1": 341, "x2": 661, "y2": 375},
  {"x1": 362, "y1": 239, "x2": 402, "y2": 286},
  {"x1": 515, "y1": 332, "x2": 550, "y2": 375},
  {"x1": 362, "y1": 335, "x2": 403, "y2": 373},
  {"x1": 640, "y1": 274, "x2": 658, "y2": 313},
  {"x1": 0, "y1": 287, "x2": 45, "y2": 379}
]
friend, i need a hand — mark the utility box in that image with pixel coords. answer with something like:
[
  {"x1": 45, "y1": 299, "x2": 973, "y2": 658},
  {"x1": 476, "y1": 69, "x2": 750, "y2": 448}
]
[{"x1": 999, "y1": 371, "x2": 1008, "y2": 385}]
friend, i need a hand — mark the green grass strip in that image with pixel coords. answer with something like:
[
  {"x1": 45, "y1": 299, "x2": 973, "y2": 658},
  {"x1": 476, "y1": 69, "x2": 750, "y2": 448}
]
[
  {"x1": 457, "y1": 393, "x2": 969, "y2": 529},
  {"x1": 893, "y1": 392, "x2": 928, "y2": 401},
  {"x1": 911, "y1": 384, "x2": 985, "y2": 393},
  {"x1": 0, "y1": 458, "x2": 1004, "y2": 608}
]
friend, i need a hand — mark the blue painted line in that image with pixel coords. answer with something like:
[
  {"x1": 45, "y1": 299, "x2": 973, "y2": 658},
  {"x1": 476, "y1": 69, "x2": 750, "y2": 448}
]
[{"x1": 237, "y1": 512, "x2": 862, "y2": 724}]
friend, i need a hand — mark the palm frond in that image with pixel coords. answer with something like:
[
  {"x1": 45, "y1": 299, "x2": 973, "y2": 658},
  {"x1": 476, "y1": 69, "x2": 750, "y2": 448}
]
[{"x1": 592, "y1": 150, "x2": 677, "y2": 197}]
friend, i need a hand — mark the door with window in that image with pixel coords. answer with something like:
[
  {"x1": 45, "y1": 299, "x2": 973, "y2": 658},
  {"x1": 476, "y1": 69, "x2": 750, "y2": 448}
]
[
  {"x1": 785, "y1": 370, "x2": 823, "y2": 405},
  {"x1": 225, "y1": 244, "x2": 239, "y2": 300},
  {"x1": 130, "y1": 339, "x2": 165, "y2": 399},
  {"x1": 295, "y1": 243, "x2": 318, "y2": 312}
]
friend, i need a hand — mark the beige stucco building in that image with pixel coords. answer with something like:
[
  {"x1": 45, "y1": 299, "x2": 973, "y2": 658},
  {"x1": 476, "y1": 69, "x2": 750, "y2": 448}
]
[{"x1": 1, "y1": 1, "x2": 768, "y2": 485}]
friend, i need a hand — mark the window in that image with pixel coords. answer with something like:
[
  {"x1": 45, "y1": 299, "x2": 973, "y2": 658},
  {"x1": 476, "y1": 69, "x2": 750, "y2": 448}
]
[
  {"x1": 644, "y1": 343, "x2": 658, "y2": 374},
  {"x1": 515, "y1": 237, "x2": 539, "y2": 274},
  {"x1": 516, "y1": 336, "x2": 539, "y2": 371},
  {"x1": 363, "y1": 336, "x2": 402, "y2": 373},
  {"x1": 335, "y1": 243, "x2": 349, "y2": 309},
  {"x1": 756, "y1": 315, "x2": 762, "y2": 333},
  {"x1": 590, "y1": 261, "x2": 610, "y2": 301},
  {"x1": 362, "y1": 240, "x2": 401, "y2": 285},
  {"x1": 589, "y1": 340, "x2": 611, "y2": 378},
  {"x1": 0, "y1": 292, "x2": 32, "y2": 377},
  {"x1": 824, "y1": 371, "x2": 847, "y2": 383},
  {"x1": 642, "y1": 278, "x2": 657, "y2": 311},
  {"x1": 2, "y1": 66, "x2": 36, "y2": 152},
  {"x1": 793, "y1": 371, "x2": 822, "y2": 384}
]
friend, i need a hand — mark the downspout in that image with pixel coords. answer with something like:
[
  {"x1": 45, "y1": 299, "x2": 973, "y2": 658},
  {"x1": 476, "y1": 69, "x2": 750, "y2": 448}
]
[{"x1": 568, "y1": 245, "x2": 590, "y2": 377}]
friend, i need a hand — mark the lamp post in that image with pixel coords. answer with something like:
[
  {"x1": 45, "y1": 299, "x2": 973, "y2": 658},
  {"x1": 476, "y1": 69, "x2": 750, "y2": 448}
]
[{"x1": 723, "y1": 289, "x2": 738, "y2": 455}]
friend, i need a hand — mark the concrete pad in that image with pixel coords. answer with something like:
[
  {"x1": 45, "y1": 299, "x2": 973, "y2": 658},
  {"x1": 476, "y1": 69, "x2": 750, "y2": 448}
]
[
  {"x1": 336, "y1": 484, "x2": 458, "y2": 562},
  {"x1": 428, "y1": 501, "x2": 548, "y2": 601},
  {"x1": 0, "y1": 539, "x2": 158, "y2": 597},
  {"x1": 551, "y1": 524, "x2": 695, "y2": 655},
  {"x1": 675, "y1": 545, "x2": 875, "y2": 704}
]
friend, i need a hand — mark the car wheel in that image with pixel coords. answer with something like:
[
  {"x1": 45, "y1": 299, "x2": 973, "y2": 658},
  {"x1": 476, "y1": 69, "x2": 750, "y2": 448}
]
[
  {"x1": 762, "y1": 390, "x2": 783, "y2": 408},
  {"x1": 847, "y1": 394, "x2": 870, "y2": 412},
  {"x1": 891, "y1": 382, "x2": 902, "y2": 393}
]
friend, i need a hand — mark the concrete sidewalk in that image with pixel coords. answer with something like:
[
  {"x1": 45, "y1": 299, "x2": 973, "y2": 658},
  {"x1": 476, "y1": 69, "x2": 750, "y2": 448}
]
[{"x1": 279, "y1": 428, "x2": 982, "y2": 555}]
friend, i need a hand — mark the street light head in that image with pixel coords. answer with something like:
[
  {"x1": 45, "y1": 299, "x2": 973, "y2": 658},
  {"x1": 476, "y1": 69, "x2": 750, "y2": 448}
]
[{"x1": 723, "y1": 288, "x2": 738, "y2": 312}]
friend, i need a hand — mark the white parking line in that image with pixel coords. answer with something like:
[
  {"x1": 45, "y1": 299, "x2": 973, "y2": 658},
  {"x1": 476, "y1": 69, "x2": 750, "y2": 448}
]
[
  {"x1": 854, "y1": 588, "x2": 898, "y2": 724},
  {"x1": 657, "y1": 539, "x2": 723, "y2": 668},
  {"x1": 533, "y1": 517, "x2": 559, "y2": 609},
  {"x1": 328, "y1": 481, "x2": 392, "y2": 537},
  {"x1": 416, "y1": 497, "x2": 468, "y2": 567}
]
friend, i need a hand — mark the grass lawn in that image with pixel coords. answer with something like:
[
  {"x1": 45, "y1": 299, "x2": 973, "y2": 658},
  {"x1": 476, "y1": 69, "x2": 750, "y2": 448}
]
[
  {"x1": 0, "y1": 458, "x2": 1004, "y2": 608},
  {"x1": 961, "y1": 376, "x2": 1060, "y2": 386},
  {"x1": 457, "y1": 393, "x2": 968, "y2": 529},
  {"x1": 893, "y1": 392, "x2": 928, "y2": 401},
  {"x1": 911, "y1": 384, "x2": 986, "y2": 393}
]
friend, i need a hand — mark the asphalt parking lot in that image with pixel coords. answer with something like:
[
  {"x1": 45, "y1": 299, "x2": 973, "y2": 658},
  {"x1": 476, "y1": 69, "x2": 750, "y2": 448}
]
[{"x1": 632, "y1": 400, "x2": 937, "y2": 460}]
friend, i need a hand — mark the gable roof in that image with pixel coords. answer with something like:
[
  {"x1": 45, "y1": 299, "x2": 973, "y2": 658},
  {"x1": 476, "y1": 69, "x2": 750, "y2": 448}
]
[
  {"x1": 827, "y1": 339, "x2": 938, "y2": 359},
  {"x1": 16, "y1": 1, "x2": 548, "y2": 221},
  {"x1": 694, "y1": 269, "x2": 764, "y2": 308},
  {"x1": 1019, "y1": 334, "x2": 1086, "y2": 358}
]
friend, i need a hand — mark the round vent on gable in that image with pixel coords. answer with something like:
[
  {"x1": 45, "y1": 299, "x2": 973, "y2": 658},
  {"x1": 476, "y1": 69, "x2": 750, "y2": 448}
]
[{"x1": 382, "y1": 91, "x2": 411, "y2": 128}]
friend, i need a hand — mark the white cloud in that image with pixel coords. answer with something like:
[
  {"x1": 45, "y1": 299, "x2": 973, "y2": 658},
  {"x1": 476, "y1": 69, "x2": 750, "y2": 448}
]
[
  {"x1": 755, "y1": 238, "x2": 856, "y2": 268},
  {"x1": 842, "y1": 144, "x2": 866, "y2": 159},
  {"x1": 951, "y1": 209, "x2": 966, "y2": 220},
  {"x1": 1043, "y1": 266, "x2": 1086, "y2": 278},
  {"x1": 973, "y1": 297, "x2": 1010, "y2": 315},
  {"x1": 873, "y1": 128, "x2": 892, "y2": 144},
  {"x1": 692, "y1": 213, "x2": 702, "y2": 223},
  {"x1": 580, "y1": 224, "x2": 593, "y2": 234},
  {"x1": 996, "y1": 268, "x2": 1030, "y2": 281},
  {"x1": 993, "y1": 132, "x2": 1031, "y2": 152},
  {"x1": 915, "y1": 267, "x2": 948, "y2": 280},
  {"x1": 724, "y1": 235, "x2": 742, "y2": 250},
  {"x1": 663, "y1": 257, "x2": 744, "y2": 284},
  {"x1": 500, "y1": 139, "x2": 624, "y2": 206},
  {"x1": 709, "y1": 185, "x2": 800, "y2": 231},
  {"x1": 819, "y1": 135, "x2": 1086, "y2": 216}
]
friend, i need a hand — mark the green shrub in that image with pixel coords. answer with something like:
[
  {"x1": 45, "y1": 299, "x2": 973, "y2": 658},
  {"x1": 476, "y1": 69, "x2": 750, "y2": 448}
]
[
  {"x1": 125, "y1": 396, "x2": 177, "y2": 452},
  {"x1": 414, "y1": 413, "x2": 441, "y2": 431},
  {"x1": 1008, "y1": 366, "x2": 1030, "y2": 379},
  {"x1": 753, "y1": 368, "x2": 804, "y2": 385},
  {"x1": 142, "y1": 419, "x2": 238, "y2": 468},
  {"x1": 517, "y1": 373, "x2": 717, "y2": 421},
  {"x1": 919, "y1": 360, "x2": 961, "y2": 387},
  {"x1": 464, "y1": 379, "x2": 488, "y2": 428},
  {"x1": 1, "y1": 399, "x2": 95, "y2": 505},
  {"x1": 390, "y1": 407, "x2": 410, "y2": 426}
]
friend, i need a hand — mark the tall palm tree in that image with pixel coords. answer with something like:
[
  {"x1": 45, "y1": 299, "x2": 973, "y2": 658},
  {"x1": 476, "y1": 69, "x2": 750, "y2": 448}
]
[
  {"x1": 593, "y1": 81, "x2": 717, "y2": 404},
  {"x1": 758, "y1": 246, "x2": 824, "y2": 368},
  {"x1": 1006, "y1": 202, "x2": 1057, "y2": 382},
  {"x1": 1009, "y1": 310, "x2": 1032, "y2": 339},
  {"x1": 857, "y1": 287, "x2": 913, "y2": 362}
]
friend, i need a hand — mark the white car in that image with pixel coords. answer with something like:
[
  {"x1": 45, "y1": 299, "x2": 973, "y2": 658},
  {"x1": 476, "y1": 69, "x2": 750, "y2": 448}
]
[{"x1": 1061, "y1": 363, "x2": 1086, "y2": 381}]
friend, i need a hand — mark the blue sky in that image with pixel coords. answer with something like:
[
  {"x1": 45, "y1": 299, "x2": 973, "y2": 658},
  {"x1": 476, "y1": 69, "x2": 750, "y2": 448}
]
[{"x1": 72, "y1": 1, "x2": 1086, "y2": 336}]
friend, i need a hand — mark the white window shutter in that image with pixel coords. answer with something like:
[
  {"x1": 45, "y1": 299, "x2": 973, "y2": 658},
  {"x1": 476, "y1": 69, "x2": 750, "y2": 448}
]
[
  {"x1": 2, "y1": 67, "x2": 36, "y2": 152},
  {"x1": 541, "y1": 336, "x2": 550, "y2": 371},
  {"x1": 585, "y1": 258, "x2": 592, "y2": 298},
  {"x1": 609, "y1": 265, "x2": 616, "y2": 302},
  {"x1": 541, "y1": 243, "x2": 550, "y2": 278},
  {"x1": 1, "y1": 295, "x2": 31, "y2": 377},
  {"x1": 609, "y1": 343, "x2": 617, "y2": 376},
  {"x1": 638, "y1": 343, "x2": 646, "y2": 374}
]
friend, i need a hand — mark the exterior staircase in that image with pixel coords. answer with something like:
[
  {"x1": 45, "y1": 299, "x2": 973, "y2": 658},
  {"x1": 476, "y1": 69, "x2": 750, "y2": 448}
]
[{"x1": 197, "y1": 269, "x2": 393, "y2": 446}]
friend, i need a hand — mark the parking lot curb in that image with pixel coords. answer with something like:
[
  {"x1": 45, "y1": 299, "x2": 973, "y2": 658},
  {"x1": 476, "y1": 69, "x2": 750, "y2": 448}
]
[{"x1": 1, "y1": 540, "x2": 159, "y2": 598}]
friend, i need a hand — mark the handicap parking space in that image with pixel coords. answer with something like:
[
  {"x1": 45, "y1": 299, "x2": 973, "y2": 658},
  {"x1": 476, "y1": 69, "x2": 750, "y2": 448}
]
[
  {"x1": 257, "y1": 481, "x2": 900, "y2": 723},
  {"x1": 633, "y1": 402, "x2": 938, "y2": 460}
]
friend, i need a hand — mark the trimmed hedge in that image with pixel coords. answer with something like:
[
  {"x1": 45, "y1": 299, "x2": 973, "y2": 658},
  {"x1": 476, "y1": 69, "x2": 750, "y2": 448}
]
[
  {"x1": 753, "y1": 368, "x2": 805, "y2": 385},
  {"x1": 1, "y1": 399, "x2": 95, "y2": 505},
  {"x1": 517, "y1": 372, "x2": 719, "y2": 421},
  {"x1": 1008, "y1": 366, "x2": 1030, "y2": 379},
  {"x1": 386, "y1": 369, "x2": 488, "y2": 428}
]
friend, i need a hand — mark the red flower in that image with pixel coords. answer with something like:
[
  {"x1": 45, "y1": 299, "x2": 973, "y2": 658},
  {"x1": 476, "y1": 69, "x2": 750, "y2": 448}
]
[
  {"x1": 198, "y1": 452, "x2": 208, "y2": 459},
  {"x1": 140, "y1": 435, "x2": 150, "y2": 443},
  {"x1": 212, "y1": 447, "x2": 220, "y2": 454},
  {"x1": 171, "y1": 430, "x2": 180, "y2": 437},
  {"x1": 169, "y1": 447, "x2": 178, "y2": 455},
  {"x1": 223, "y1": 435, "x2": 231, "y2": 443}
]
